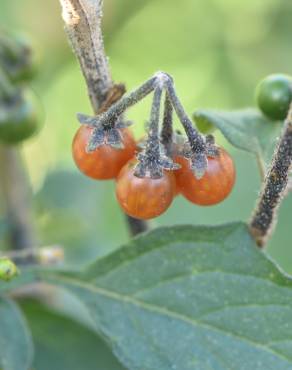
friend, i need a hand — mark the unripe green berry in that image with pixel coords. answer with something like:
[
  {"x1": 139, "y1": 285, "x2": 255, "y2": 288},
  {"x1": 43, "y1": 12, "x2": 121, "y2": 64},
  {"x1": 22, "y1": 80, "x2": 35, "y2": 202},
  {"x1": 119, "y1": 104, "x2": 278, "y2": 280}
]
[
  {"x1": 0, "y1": 33, "x2": 36, "y2": 84},
  {"x1": 256, "y1": 74, "x2": 292, "y2": 121},
  {"x1": 0, "y1": 89, "x2": 42, "y2": 144}
]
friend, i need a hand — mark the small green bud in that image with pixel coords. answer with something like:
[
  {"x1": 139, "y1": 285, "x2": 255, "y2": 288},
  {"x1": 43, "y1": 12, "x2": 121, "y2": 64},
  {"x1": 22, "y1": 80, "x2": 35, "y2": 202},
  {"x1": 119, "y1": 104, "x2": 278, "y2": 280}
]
[{"x1": 0, "y1": 258, "x2": 19, "y2": 282}]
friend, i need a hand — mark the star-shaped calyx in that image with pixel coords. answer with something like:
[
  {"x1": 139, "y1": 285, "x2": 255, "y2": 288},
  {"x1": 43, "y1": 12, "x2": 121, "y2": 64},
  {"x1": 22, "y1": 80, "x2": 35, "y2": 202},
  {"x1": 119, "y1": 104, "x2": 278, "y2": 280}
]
[
  {"x1": 180, "y1": 134, "x2": 219, "y2": 179},
  {"x1": 134, "y1": 135, "x2": 180, "y2": 179},
  {"x1": 77, "y1": 113, "x2": 132, "y2": 152}
]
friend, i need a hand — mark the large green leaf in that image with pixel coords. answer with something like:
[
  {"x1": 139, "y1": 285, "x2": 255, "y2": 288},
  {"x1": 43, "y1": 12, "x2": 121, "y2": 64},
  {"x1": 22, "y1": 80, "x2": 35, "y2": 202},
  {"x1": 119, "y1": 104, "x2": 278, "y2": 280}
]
[
  {"x1": 193, "y1": 109, "x2": 282, "y2": 164},
  {"x1": 0, "y1": 297, "x2": 33, "y2": 370},
  {"x1": 21, "y1": 300, "x2": 125, "y2": 370},
  {"x1": 37, "y1": 223, "x2": 292, "y2": 370}
]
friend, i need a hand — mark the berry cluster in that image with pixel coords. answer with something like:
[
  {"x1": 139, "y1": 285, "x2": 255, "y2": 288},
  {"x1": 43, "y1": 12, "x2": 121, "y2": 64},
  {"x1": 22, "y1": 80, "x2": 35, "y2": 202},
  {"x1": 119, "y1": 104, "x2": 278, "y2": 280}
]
[{"x1": 72, "y1": 72, "x2": 236, "y2": 220}]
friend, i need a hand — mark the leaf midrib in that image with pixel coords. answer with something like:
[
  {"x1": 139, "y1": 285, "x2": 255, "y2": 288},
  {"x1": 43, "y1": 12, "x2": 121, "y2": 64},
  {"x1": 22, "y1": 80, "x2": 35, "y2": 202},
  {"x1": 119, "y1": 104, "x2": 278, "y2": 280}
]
[{"x1": 129, "y1": 269, "x2": 291, "y2": 297}]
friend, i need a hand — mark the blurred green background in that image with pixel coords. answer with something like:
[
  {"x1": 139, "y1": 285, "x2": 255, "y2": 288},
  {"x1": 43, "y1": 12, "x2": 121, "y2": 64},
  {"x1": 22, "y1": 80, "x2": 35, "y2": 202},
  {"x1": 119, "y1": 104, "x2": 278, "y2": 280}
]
[{"x1": 1, "y1": 0, "x2": 292, "y2": 273}]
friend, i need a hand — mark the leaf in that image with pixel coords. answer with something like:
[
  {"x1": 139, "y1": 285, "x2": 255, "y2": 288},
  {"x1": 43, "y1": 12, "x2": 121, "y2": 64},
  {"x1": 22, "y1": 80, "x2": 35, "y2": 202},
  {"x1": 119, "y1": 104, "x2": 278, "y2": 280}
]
[
  {"x1": 0, "y1": 258, "x2": 19, "y2": 282},
  {"x1": 0, "y1": 297, "x2": 33, "y2": 370},
  {"x1": 193, "y1": 109, "x2": 282, "y2": 163},
  {"x1": 21, "y1": 300, "x2": 126, "y2": 370},
  {"x1": 37, "y1": 223, "x2": 292, "y2": 370}
]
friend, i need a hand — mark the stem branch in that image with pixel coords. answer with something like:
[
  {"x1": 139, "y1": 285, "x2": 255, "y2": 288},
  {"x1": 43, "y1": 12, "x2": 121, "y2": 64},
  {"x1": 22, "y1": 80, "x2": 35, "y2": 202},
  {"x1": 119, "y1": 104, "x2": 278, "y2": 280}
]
[
  {"x1": 60, "y1": 0, "x2": 112, "y2": 113},
  {"x1": 161, "y1": 93, "x2": 173, "y2": 155},
  {"x1": 165, "y1": 79, "x2": 205, "y2": 152},
  {"x1": 249, "y1": 104, "x2": 292, "y2": 247},
  {"x1": 0, "y1": 146, "x2": 37, "y2": 253},
  {"x1": 145, "y1": 85, "x2": 163, "y2": 159},
  {"x1": 59, "y1": 0, "x2": 148, "y2": 235},
  {"x1": 83, "y1": 76, "x2": 157, "y2": 128}
]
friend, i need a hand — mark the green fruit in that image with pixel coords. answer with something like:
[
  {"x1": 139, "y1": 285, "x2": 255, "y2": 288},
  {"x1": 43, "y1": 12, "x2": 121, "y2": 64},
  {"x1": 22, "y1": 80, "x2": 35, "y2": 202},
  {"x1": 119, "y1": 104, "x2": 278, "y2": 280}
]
[
  {"x1": 8, "y1": 59, "x2": 36, "y2": 84},
  {"x1": 0, "y1": 33, "x2": 36, "y2": 83},
  {"x1": 0, "y1": 89, "x2": 42, "y2": 144},
  {"x1": 256, "y1": 74, "x2": 292, "y2": 121}
]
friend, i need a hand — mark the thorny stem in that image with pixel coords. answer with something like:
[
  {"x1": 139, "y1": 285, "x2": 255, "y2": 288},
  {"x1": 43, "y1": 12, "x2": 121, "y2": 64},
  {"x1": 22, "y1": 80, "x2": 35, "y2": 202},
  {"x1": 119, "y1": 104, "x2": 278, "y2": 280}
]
[
  {"x1": 160, "y1": 93, "x2": 173, "y2": 156},
  {"x1": 249, "y1": 103, "x2": 292, "y2": 247},
  {"x1": 0, "y1": 146, "x2": 37, "y2": 255},
  {"x1": 59, "y1": 0, "x2": 148, "y2": 235}
]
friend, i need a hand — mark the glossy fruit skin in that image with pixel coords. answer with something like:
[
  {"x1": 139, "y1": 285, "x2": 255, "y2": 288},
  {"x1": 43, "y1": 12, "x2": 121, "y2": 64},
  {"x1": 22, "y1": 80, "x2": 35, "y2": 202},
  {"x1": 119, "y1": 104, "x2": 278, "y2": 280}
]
[
  {"x1": 72, "y1": 125, "x2": 136, "y2": 180},
  {"x1": 256, "y1": 74, "x2": 292, "y2": 120},
  {"x1": 175, "y1": 148, "x2": 235, "y2": 206},
  {"x1": 0, "y1": 91, "x2": 41, "y2": 144},
  {"x1": 116, "y1": 161, "x2": 175, "y2": 220}
]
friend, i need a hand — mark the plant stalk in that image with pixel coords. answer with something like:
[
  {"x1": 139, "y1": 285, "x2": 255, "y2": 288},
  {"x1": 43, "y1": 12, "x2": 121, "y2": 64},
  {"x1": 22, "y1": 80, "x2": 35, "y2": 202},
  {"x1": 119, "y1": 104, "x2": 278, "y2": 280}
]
[
  {"x1": 0, "y1": 146, "x2": 37, "y2": 253},
  {"x1": 59, "y1": 0, "x2": 148, "y2": 235},
  {"x1": 249, "y1": 104, "x2": 292, "y2": 247},
  {"x1": 160, "y1": 93, "x2": 174, "y2": 156}
]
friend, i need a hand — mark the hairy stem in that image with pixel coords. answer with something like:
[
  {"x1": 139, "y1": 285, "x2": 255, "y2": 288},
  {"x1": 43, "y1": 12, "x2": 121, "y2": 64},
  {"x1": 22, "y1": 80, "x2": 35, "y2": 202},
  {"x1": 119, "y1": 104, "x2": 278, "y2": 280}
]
[
  {"x1": 92, "y1": 72, "x2": 206, "y2": 155},
  {"x1": 145, "y1": 86, "x2": 163, "y2": 159},
  {"x1": 85, "y1": 76, "x2": 157, "y2": 128},
  {"x1": 60, "y1": 0, "x2": 112, "y2": 113},
  {"x1": 59, "y1": 0, "x2": 148, "y2": 235},
  {"x1": 165, "y1": 79, "x2": 205, "y2": 153},
  {"x1": 249, "y1": 104, "x2": 292, "y2": 247},
  {"x1": 0, "y1": 146, "x2": 37, "y2": 253},
  {"x1": 160, "y1": 93, "x2": 173, "y2": 155},
  {"x1": 90, "y1": 71, "x2": 207, "y2": 178}
]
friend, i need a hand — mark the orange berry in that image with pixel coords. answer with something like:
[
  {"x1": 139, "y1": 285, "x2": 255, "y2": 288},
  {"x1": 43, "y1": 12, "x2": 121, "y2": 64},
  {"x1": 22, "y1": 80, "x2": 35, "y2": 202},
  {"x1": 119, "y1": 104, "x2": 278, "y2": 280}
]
[
  {"x1": 116, "y1": 161, "x2": 175, "y2": 219},
  {"x1": 175, "y1": 148, "x2": 236, "y2": 206},
  {"x1": 72, "y1": 125, "x2": 136, "y2": 180}
]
